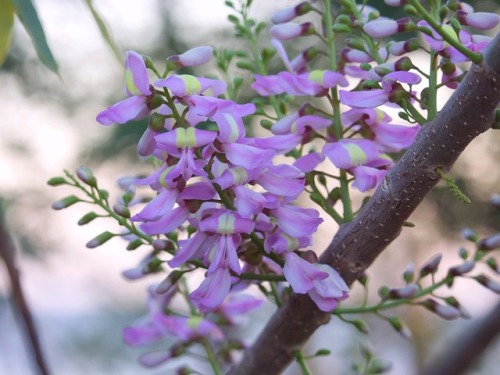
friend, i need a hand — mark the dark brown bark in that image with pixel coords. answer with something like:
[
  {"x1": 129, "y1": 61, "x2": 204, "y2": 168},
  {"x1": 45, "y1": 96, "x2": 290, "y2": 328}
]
[{"x1": 228, "y1": 32, "x2": 500, "y2": 375}]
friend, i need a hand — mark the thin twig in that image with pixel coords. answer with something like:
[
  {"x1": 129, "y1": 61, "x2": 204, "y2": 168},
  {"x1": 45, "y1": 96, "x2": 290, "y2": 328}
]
[{"x1": 0, "y1": 202, "x2": 51, "y2": 375}]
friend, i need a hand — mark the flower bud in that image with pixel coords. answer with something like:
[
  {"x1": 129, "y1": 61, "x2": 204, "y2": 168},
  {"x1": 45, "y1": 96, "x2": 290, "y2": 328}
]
[
  {"x1": 126, "y1": 239, "x2": 143, "y2": 251},
  {"x1": 447, "y1": 260, "x2": 475, "y2": 276},
  {"x1": 388, "y1": 38, "x2": 420, "y2": 56},
  {"x1": 341, "y1": 48, "x2": 372, "y2": 63},
  {"x1": 155, "y1": 270, "x2": 183, "y2": 294},
  {"x1": 352, "y1": 319, "x2": 370, "y2": 333},
  {"x1": 367, "y1": 359, "x2": 392, "y2": 373},
  {"x1": 76, "y1": 166, "x2": 97, "y2": 188},
  {"x1": 388, "y1": 284, "x2": 419, "y2": 299},
  {"x1": 474, "y1": 274, "x2": 500, "y2": 294},
  {"x1": 478, "y1": 233, "x2": 500, "y2": 251},
  {"x1": 461, "y1": 228, "x2": 477, "y2": 242},
  {"x1": 271, "y1": 2, "x2": 313, "y2": 24},
  {"x1": 486, "y1": 257, "x2": 499, "y2": 274},
  {"x1": 421, "y1": 298, "x2": 461, "y2": 320},
  {"x1": 456, "y1": 11, "x2": 500, "y2": 30},
  {"x1": 491, "y1": 194, "x2": 500, "y2": 209},
  {"x1": 458, "y1": 247, "x2": 469, "y2": 260},
  {"x1": 86, "y1": 231, "x2": 115, "y2": 248},
  {"x1": 378, "y1": 285, "x2": 390, "y2": 299},
  {"x1": 270, "y1": 22, "x2": 315, "y2": 41},
  {"x1": 51, "y1": 195, "x2": 81, "y2": 210},
  {"x1": 78, "y1": 212, "x2": 99, "y2": 225},
  {"x1": 167, "y1": 46, "x2": 213, "y2": 68},
  {"x1": 384, "y1": 0, "x2": 406, "y2": 6},
  {"x1": 387, "y1": 316, "x2": 412, "y2": 338},
  {"x1": 403, "y1": 263, "x2": 415, "y2": 283},
  {"x1": 419, "y1": 253, "x2": 442, "y2": 278},
  {"x1": 332, "y1": 23, "x2": 351, "y2": 33},
  {"x1": 444, "y1": 296, "x2": 470, "y2": 319},
  {"x1": 152, "y1": 239, "x2": 174, "y2": 251},
  {"x1": 364, "y1": 17, "x2": 414, "y2": 39},
  {"x1": 113, "y1": 204, "x2": 131, "y2": 218},
  {"x1": 47, "y1": 176, "x2": 67, "y2": 186}
]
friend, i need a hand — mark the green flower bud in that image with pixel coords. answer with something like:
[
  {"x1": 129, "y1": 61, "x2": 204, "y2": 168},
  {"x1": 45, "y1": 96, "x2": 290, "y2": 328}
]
[
  {"x1": 86, "y1": 231, "x2": 115, "y2": 248},
  {"x1": 76, "y1": 167, "x2": 97, "y2": 188},
  {"x1": 78, "y1": 212, "x2": 99, "y2": 225},
  {"x1": 51, "y1": 195, "x2": 81, "y2": 210},
  {"x1": 47, "y1": 176, "x2": 67, "y2": 186},
  {"x1": 332, "y1": 24, "x2": 351, "y2": 34},
  {"x1": 126, "y1": 239, "x2": 144, "y2": 251},
  {"x1": 352, "y1": 319, "x2": 370, "y2": 334}
]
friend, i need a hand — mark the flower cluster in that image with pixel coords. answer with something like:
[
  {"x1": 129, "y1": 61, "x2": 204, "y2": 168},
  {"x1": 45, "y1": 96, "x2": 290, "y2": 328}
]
[
  {"x1": 97, "y1": 46, "x2": 350, "y2": 314},
  {"x1": 50, "y1": 0, "x2": 500, "y2": 371}
]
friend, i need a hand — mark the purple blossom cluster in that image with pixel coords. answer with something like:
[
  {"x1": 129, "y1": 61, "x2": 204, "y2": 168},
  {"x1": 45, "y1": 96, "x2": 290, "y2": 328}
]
[
  {"x1": 98, "y1": 48, "x2": 349, "y2": 315},
  {"x1": 91, "y1": 0, "x2": 499, "y2": 369}
]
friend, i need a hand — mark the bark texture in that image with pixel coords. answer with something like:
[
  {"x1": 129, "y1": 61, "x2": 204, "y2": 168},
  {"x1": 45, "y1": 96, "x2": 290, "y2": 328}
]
[{"x1": 228, "y1": 33, "x2": 500, "y2": 375}]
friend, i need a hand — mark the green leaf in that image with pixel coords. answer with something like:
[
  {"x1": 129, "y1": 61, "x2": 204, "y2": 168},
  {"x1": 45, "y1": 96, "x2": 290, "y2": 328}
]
[
  {"x1": 11, "y1": 0, "x2": 59, "y2": 74},
  {"x1": 0, "y1": 0, "x2": 15, "y2": 67},
  {"x1": 83, "y1": 0, "x2": 122, "y2": 63}
]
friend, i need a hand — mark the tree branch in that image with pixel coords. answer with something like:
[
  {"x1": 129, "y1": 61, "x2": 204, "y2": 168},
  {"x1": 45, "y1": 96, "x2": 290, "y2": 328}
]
[
  {"x1": 420, "y1": 301, "x2": 500, "y2": 375},
  {"x1": 0, "y1": 203, "x2": 51, "y2": 375},
  {"x1": 228, "y1": 32, "x2": 500, "y2": 375}
]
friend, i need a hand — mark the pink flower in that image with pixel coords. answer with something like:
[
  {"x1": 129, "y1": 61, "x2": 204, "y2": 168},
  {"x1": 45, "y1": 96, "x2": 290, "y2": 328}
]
[
  {"x1": 308, "y1": 264, "x2": 349, "y2": 312},
  {"x1": 167, "y1": 46, "x2": 213, "y2": 68},
  {"x1": 190, "y1": 267, "x2": 232, "y2": 312},
  {"x1": 283, "y1": 252, "x2": 328, "y2": 294},
  {"x1": 272, "y1": 205, "x2": 323, "y2": 238},
  {"x1": 323, "y1": 139, "x2": 381, "y2": 169}
]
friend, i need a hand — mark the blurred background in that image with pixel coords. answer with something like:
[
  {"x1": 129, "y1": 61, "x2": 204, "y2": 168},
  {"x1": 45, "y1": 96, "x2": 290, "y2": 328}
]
[{"x1": 0, "y1": 0, "x2": 499, "y2": 374}]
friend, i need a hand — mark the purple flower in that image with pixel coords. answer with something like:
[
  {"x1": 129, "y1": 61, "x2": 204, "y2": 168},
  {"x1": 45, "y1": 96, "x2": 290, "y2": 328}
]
[
  {"x1": 339, "y1": 89, "x2": 388, "y2": 108},
  {"x1": 190, "y1": 267, "x2": 232, "y2": 312},
  {"x1": 124, "y1": 51, "x2": 152, "y2": 96},
  {"x1": 308, "y1": 264, "x2": 349, "y2": 311},
  {"x1": 272, "y1": 205, "x2": 323, "y2": 238},
  {"x1": 323, "y1": 139, "x2": 381, "y2": 169},
  {"x1": 283, "y1": 252, "x2": 328, "y2": 294},
  {"x1": 155, "y1": 75, "x2": 226, "y2": 97},
  {"x1": 264, "y1": 229, "x2": 312, "y2": 254},
  {"x1": 96, "y1": 96, "x2": 151, "y2": 125},
  {"x1": 97, "y1": 51, "x2": 153, "y2": 126},
  {"x1": 293, "y1": 152, "x2": 325, "y2": 173},
  {"x1": 217, "y1": 294, "x2": 263, "y2": 324},
  {"x1": 351, "y1": 166, "x2": 387, "y2": 192}
]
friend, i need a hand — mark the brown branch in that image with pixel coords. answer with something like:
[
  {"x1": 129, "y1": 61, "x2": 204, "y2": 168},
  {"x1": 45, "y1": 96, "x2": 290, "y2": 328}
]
[
  {"x1": 420, "y1": 301, "x2": 500, "y2": 375},
  {"x1": 0, "y1": 203, "x2": 51, "y2": 375},
  {"x1": 228, "y1": 32, "x2": 500, "y2": 375}
]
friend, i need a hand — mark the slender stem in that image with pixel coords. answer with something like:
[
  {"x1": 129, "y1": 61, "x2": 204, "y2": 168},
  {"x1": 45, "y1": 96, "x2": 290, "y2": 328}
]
[
  {"x1": 65, "y1": 171, "x2": 153, "y2": 244},
  {"x1": 0, "y1": 209, "x2": 51, "y2": 375},
  {"x1": 269, "y1": 281, "x2": 283, "y2": 308},
  {"x1": 238, "y1": 273, "x2": 285, "y2": 282},
  {"x1": 202, "y1": 339, "x2": 223, "y2": 375},
  {"x1": 295, "y1": 350, "x2": 313, "y2": 375},
  {"x1": 323, "y1": 0, "x2": 353, "y2": 222},
  {"x1": 427, "y1": 51, "x2": 439, "y2": 120},
  {"x1": 334, "y1": 276, "x2": 452, "y2": 315}
]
